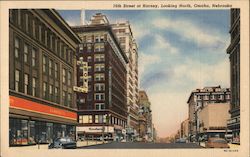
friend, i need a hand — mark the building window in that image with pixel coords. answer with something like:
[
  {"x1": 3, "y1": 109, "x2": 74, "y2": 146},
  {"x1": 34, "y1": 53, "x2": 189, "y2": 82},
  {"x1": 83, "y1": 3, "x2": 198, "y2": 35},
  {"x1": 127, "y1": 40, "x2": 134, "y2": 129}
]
[
  {"x1": 55, "y1": 63, "x2": 58, "y2": 79},
  {"x1": 86, "y1": 36, "x2": 92, "y2": 43},
  {"x1": 94, "y1": 83, "x2": 105, "y2": 92},
  {"x1": 14, "y1": 37, "x2": 20, "y2": 59},
  {"x1": 43, "y1": 82, "x2": 47, "y2": 99},
  {"x1": 31, "y1": 48, "x2": 36, "y2": 67},
  {"x1": 62, "y1": 68, "x2": 66, "y2": 84},
  {"x1": 95, "y1": 115, "x2": 105, "y2": 123},
  {"x1": 63, "y1": 91, "x2": 67, "y2": 106},
  {"x1": 79, "y1": 115, "x2": 92, "y2": 124},
  {"x1": 87, "y1": 66, "x2": 92, "y2": 72},
  {"x1": 55, "y1": 87, "x2": 59, "y2": 103},
  {"x1": 49, "y1": 85, "x2": 53, "y2": 101},
  {"x1": 95, "y1": 103, "x2": 105, "y2": 110},
  {"x1": 24, "y1": 74, "x2": 29, "y2": 94},
  {"x1": 94, "y1": 73, "x2": 105, "y2": 81},
  {"x1": 32, "y1": 77, "x2": 36, "y2": 97},
  {"x1": 24, "y1": 44, "x2": 29, "y2": 63},
  {"x1": 87, "y1": 56, "x2": 92, "y2": 62},
  {"x1": 94, "y1": 43, "x2": 104, "y2": 52},
  {"x1": 94, "y1": 54, "x2": 105, "y2": 62},
  {"x1": 49, "y1": 59, "x2": 53, "y2": 76},
  {"x1": 87, "y1": 44, "x2": 92, "y2": 52},
  {"x1": 15, "y1": 70, "x2": 20, "y2": 92},
  {"x1": 85, "y1": 115, "x2": 92, "y2": 123},
  {"x1": 88, "y1": 76, "x2": 92, "y2": 82},
  {"x1": 94, "y1": 93, "x2": 105, "y2": 101},
  {"x1": 68, "y1": 71, "x2": 72, "y2": 86},
  {"x1": 43, "y1": 55, "x2": 47, "y2": 73},
  {"x1": 68, "y1": 93, "x2": 72, "y2": 106},
  {"x1": 94, "y1": 64, "x2": 105, "y2": 72}
]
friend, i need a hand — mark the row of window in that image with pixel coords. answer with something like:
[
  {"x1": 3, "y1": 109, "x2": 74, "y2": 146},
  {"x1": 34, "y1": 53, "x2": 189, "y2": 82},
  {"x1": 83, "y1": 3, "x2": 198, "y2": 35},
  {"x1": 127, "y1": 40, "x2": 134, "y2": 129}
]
[
  {"x1": 196, "y1": 94, "x2": 230, "y2": 100},
  {"x1": 81, "y1": 34, "x2": 105, "y2": 43},
  {"x1": 78, "y1": 114, "x2": 126, "y2": 127},
  {"x1": 85, "y1": 93, "x2": 105, "y2": 101},
  {"x1": 79, "y1": 54, "x2": 105, "y2": 63},
  {"x1": 79, "y1": 43, "x2": 105, "y2": 53},
  {"x1": 79, "y1": 74, "x2": 105, "y2": 83},
  {"x1": 10, "y1": 10, "x2": 74, "y2": 65},
  {"x1": 14, "y1": 38, "x2": 37, "y2": 67},
  {"x1": 15, "y1": 70, "x2": 37, "y2": 97}
]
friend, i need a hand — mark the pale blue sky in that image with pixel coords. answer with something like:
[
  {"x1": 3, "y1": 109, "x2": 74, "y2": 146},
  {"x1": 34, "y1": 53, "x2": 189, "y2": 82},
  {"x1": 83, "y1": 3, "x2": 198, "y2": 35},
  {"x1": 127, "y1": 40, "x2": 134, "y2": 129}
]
[{"x1": 59, "y1": 10, "x2": 230, "y2": 137}]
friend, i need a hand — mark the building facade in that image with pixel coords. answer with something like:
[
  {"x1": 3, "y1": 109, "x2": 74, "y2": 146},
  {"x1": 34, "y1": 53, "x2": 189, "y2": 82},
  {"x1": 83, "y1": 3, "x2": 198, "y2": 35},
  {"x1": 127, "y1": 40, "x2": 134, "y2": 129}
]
[
  {"x1": 187, "y1": 86, "x2": 230, "y2": 142},
  {"x1": 198, "y1": 103, "x2": 230, "y2": 139},
  {"x1": 9, "y1": 9, "x2": 80, "y2": 146},
  {"x1": 226, "y1": 8, "x2": 240, "y2": 144},
  {"x1": 72, "y1": 13, "x2": 129, "y2": 141},
  {"x1": 138, "y1": 90, "x2": 153, "y2": 142},
  {"x1": 111, "y1": 21, "x2": 139, "y2": 141}
]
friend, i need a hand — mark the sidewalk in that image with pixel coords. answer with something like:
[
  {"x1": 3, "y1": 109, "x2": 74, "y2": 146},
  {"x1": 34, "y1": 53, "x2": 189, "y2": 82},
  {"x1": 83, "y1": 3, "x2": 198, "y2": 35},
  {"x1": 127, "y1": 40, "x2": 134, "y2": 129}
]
[
  {"x1": 9, "y1": 140, "x2": 109, "y2": 150},
  {"x1": 77, "y1": 140, "x2": 109, "y2": 147}
]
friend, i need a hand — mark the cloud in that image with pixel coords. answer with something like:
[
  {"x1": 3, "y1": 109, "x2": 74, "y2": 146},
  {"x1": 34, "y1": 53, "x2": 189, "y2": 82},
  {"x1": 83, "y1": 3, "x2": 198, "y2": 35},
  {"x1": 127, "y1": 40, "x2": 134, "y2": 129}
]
[
  {"x1": 138, "y1": 53, "x2": 161, "y2": 78},
  {"x1": 154, "y1": 34, "x2": 179, "y2": 54},
  {"x1": 153, "y1": 18, "x2": 226, "y2": 50}
]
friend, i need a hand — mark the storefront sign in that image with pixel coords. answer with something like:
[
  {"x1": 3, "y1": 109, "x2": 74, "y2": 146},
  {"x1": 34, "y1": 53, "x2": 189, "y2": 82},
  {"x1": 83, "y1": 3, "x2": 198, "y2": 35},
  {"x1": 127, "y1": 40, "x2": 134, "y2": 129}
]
[
  {"x1": 77, "y1": 126, "x2": 114, "y2": 133},
  {"x1": 10, "y1": 96, "x2": 77, "y2": 120}
]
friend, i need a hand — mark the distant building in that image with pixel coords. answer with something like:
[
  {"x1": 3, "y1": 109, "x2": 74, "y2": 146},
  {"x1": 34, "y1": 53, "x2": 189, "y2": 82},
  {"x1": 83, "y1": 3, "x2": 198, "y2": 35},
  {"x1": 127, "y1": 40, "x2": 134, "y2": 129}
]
[
  {"x1": 139, "y1": 90, "x2": 153, "y2": 142},
  {"x1": 111, "y1": 21, "x2": 139, "y2": 142},
  {"x1": 9, "y1": 9, "x2": 80, "y2": 146},
  {"x1": 72, "y1": 13, "x2": 129, "y2": 141},
  {"x1": 180, "y1": 118, "x2": 189, "y2": 139},
  {"x1": 198, "y1": 103, "x2": 230, "y2": 139},
  {"x1": 226, "y1": 8, "x2": 240, "y2": 144},
  {"x1": 187, "y1": 86, "x2": 230, "y2": 141}
]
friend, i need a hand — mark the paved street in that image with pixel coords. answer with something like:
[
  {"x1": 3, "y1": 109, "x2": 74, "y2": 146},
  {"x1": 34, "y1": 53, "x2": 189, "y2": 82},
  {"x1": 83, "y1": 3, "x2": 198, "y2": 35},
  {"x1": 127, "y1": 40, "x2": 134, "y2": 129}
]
[{"x1": 79, "y1": 142, "x2": 203, "y2": 149}]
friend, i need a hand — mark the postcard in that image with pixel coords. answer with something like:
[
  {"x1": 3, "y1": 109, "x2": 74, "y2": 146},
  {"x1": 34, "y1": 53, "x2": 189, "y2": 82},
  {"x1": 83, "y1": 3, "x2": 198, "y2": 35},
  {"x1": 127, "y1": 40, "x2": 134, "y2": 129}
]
[{"x1": 0, "y1": 1, "x2": 249, "y2": 157}]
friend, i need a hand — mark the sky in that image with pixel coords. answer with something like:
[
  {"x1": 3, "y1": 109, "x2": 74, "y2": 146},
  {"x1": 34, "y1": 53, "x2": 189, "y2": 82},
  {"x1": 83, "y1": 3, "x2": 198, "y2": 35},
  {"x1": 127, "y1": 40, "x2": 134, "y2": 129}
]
[{"x1": 58, "y1": 10, "x2": 230, "y2": 138}]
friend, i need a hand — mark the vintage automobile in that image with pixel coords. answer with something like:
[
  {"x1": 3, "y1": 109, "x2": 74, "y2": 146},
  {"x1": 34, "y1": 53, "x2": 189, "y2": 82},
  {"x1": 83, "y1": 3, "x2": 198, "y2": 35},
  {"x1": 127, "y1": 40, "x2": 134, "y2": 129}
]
[
  {"x1": 205, "y1": 137, "x2": 229, "y2": 148},
  {"x1": 48, "y1": 137, "x2": 77, "y2": 149}
]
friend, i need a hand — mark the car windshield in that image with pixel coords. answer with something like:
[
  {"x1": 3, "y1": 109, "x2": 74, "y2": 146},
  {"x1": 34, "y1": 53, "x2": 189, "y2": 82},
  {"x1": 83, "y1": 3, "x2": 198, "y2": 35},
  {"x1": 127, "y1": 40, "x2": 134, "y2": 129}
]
[{"x1": 55, "y1": 138, "x2": 72, "y2": 143}]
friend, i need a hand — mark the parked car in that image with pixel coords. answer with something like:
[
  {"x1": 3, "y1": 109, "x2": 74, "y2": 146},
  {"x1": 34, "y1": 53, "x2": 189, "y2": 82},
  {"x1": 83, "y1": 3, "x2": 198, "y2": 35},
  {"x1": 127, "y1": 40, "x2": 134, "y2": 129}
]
[
  {"x1": 175, "y1": 138, "x2": 186, "y2": 143},
  {"x1": 205, "y1": 138, "x2": 229, "y2": 148},
  {"x1": 48, "y1": 137, "x2": 76, "y2": 149}
]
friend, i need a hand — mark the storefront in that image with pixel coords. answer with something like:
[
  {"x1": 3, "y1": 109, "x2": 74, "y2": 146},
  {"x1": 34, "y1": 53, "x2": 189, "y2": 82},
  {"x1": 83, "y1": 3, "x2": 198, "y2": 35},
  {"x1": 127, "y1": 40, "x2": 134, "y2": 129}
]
[
  {"x1": 9, "y1": 118, "x2": 75, "y2": 146},
  {"x1": 77, "y1": 125, "x2": 115, "y2": 141},
  {"x1": 9, "y1": 96, "x2": 77, "y2": 146}
]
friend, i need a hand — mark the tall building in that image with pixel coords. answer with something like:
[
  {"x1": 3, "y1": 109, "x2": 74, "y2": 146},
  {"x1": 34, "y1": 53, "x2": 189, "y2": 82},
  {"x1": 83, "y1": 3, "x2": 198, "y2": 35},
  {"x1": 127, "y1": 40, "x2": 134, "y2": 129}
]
[
  {"x1": 72, "y1": 13, "x2": 129, "y2": 141},
  {"x1": 226, "y1": 9, "x2": 240, "y2": 144},
  {"x1": 187, "y1": 86, "x2": 230, "y2": 141},
  {"x1": 9, "y1": 9, "x2": 81, "y2": 146},
  {"x1": 111, "y1": 21, "x2": 139, "y2": 141},
  {"x1": 139, "y1": 90, "x2": 153, "y2": 142}
]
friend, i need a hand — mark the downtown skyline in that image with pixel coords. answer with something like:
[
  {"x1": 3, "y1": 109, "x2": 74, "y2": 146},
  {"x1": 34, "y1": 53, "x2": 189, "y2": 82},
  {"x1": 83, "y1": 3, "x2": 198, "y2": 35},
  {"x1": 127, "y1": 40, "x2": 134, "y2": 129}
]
[{"x1": 58, "y1": 9, "x2": 231, "y2": 138}]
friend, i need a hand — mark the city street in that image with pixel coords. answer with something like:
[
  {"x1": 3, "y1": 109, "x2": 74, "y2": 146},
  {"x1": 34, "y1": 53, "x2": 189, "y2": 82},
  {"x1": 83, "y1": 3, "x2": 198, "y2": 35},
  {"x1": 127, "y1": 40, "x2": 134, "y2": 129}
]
[{"x1": 79, "y1": 142, "x2": 203, "y2": 149}]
